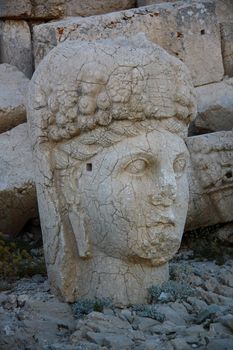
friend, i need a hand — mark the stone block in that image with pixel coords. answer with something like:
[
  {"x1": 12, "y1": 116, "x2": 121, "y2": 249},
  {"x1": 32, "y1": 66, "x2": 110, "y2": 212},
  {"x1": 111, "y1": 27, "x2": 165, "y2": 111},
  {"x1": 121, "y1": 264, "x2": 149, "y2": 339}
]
[
  {"x1": 0, "y1": 123, "x2": 37, "y2": 235},
  {"x1": 33, "y1": 0, "x2": 224, "y2": 86},
  {"x1": 186, "y1": 131, "x2": 233, "y2": 230},
  {"x1": 215, "y1": 223, "x2": 233, "y2": 244},
  {"x1": 0, "y1": 0, "x2": 136, "y2": 19},
  {"x1": 0, "y1": 0, "x2": 66, "y2": 19},
  {"x1": 0, "y1": 0, "x2": 31, "y2": 19},
  {"x1": 221, "y1": 22, "x2": 233, "y2": 77},
  {"x1": 138, "y1": 0, "x2": 233, "y2": 23},
  {"x1": 192, "y1": 78, "x2": 233, "y2": 133},
  {"x1": 0, "y1": 20, "x2": 33, "y2": 78},
  {"x1": 65, "y1": 0, "x2": 136, "y2": 17},
  {"x1": 215, "y1": 0, "x2": 233, "y2": 23},
  {"x1": 0, "y1": 64, "x2": 29, "y2": 133}
]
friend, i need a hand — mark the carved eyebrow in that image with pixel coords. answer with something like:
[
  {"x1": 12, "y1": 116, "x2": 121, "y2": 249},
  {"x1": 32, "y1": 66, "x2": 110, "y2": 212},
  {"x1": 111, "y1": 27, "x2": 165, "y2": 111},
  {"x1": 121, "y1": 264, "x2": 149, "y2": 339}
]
[
  {"x1": 119, "y1": 151, "x2": 155, "y2": 162},
  {"x1": 174, "y1": 151, "x2": 188, "y2": 159}
]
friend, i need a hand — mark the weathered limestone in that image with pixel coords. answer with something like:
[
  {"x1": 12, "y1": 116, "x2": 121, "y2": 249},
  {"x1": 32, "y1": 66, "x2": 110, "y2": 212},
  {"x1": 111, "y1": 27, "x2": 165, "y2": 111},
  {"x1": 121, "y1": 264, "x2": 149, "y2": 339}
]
[
  {"x1": 215, "y1": 222, "x2": 233, "y2": 244},
  {"x1": 186, "y1": 131, "x2": 233, "y2": 230},
  {"x1": 1, "y1": 0, "x2": 232, "y2": 24},
  {"x1": 138, "y1": 0, "x2": 233, "y2": 23},
  {"x1": 214, "y1": 0, "x2": 233, "y2": 23},
  {"x1": 0, "y1": 0, "x2": 136, "y2": 19},
  {"x1": 0, "y1": 0, "x2": 32, "y2": 18},
  {"x1": 192, "y1": 79, "x2": 233, "y2": 133},
  {"x1": 0, "y1": 64, "x2": 29, "y2": 133},
  {"x1": 220, "y1": 22, "x2": 233, "y2": 77},
  {"x1": 0, "y1": 20, "x2": 33, "y2": 78},
  {"x1": 65, "y1": 1, "x2": 136, "y2": 17},
  {"x1": 137, "y1": 0, "x2": 176, "y2": 5},
  {"x1": 33, "y1": 0, "x2": 224, "y2": 87},
  {"x1": 0, "y1": 0, "x2": 67, "y2": 19},
  {"x1": 27, "y1": 35, "x2": 196, "y2": 305},
  {"x1": 0, "y1": 123, "x2": 37, "y2": 235}
]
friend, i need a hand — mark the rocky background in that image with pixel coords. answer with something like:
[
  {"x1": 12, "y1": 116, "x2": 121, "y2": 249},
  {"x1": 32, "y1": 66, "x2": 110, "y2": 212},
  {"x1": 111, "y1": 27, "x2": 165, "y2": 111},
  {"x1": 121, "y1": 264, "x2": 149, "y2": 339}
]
[{"x1": 0, "y1": 0, "x2": 233, "y2": 349}]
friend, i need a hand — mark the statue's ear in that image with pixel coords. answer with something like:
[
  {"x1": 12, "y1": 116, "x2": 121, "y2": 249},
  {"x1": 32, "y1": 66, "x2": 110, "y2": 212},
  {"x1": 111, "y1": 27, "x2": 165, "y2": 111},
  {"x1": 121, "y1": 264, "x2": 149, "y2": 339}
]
[{"x1": 69, "y1": 209, "x2": 91, "y2": 259}]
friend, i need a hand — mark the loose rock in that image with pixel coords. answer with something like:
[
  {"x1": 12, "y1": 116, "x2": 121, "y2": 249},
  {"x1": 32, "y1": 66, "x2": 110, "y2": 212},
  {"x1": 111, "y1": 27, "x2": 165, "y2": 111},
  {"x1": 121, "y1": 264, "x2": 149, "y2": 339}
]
[
  {"x1": 0, "y1": 0, "x2": 136, "y2": 19},
  {"x1": 0, "y1": 123, "x2": 37, "y2": 235},
  {"x1": 191, "y1": 78, "x2": 233, "y2": 133},
  {"x1": 0, "y1": 21, "x2": 33, "y2": 78},
  {"x1": 0, "y1": 64, "x2": 29, "y2": 133},
  {"x1": 186, "y1": 131, "x2": 233, "y2": 230}
]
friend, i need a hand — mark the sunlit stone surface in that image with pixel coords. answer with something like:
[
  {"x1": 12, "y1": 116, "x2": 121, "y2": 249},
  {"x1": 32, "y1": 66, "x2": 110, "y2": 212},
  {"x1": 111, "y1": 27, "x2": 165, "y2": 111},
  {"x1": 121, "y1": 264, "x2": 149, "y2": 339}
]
[
  {"x1": 27, "y1": 34, "x2": 196, "y2": 305},
  {"x1": 186, "y1": 130, "x2": 233, "y2": 230}
]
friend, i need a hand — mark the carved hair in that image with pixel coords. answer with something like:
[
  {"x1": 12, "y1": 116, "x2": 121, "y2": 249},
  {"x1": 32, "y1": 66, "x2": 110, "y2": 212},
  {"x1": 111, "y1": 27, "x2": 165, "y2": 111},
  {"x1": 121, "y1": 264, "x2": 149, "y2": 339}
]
[
  {"x1": 29, "y1": 35, "x2": 197, "y2": 150},
  {"x1": 57, "y1": 118, "x2": 190, "y2": 165}
]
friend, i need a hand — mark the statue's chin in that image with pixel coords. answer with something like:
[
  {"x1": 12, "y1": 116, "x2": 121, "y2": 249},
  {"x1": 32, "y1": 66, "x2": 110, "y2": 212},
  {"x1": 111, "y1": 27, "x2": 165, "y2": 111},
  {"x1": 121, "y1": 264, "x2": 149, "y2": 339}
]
[
  {"x1": 124, "y1": 253, "x2": 168, "y2": 267},
  {"x1": 94, "y1": 225, "x2": 181, "y2": 265},
  {"x1": 125, "y1": 230, "x2": 181, "y2": 266}
]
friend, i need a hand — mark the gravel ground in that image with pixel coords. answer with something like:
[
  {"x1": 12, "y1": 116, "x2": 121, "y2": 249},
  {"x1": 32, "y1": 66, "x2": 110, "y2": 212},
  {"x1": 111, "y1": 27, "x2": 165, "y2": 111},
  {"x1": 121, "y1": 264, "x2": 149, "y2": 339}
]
[
  {"x1": 0, "y1": 257, "x2": 232, "y2": 350},
  {"x1": 1, "y1": 222, "x2": 233, "y2": 350}
]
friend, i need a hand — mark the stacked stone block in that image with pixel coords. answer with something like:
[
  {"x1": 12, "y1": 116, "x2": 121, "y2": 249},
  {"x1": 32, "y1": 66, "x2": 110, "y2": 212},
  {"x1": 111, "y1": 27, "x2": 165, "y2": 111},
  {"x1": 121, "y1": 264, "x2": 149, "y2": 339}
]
[
  {"x1": 0, "y1": 0, "x2": 137, "y2": 19},
  {"x1": 0, "y1": 21, "x2": 33, "y2": 78},
  {"x1": 32, "y1": 1, "x2": 224, "y2": 87},
  {"x1": 0, "y1": 64, "x2": 37, "y2": 235}
]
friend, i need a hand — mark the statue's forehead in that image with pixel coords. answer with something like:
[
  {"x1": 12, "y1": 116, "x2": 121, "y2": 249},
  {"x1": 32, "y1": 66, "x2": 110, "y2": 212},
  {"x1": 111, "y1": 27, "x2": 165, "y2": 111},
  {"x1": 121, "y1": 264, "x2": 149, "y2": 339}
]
[
  {"x1": 59, "y1": 129, "x2": 187, "y2": 162},
  {"x1": 42, "y1": 40, "x2": 175, "y2": 86},
  {"x1": 48, "y1": 57, "x2": 172, "y2": 92}
]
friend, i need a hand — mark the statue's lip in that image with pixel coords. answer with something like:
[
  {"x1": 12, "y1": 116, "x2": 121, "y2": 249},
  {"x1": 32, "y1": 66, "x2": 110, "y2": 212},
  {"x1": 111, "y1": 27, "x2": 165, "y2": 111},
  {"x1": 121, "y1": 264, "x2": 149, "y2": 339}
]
[
  {"x1": 146, "y1": 210, "x2": 175, "y2": 227},
  {"x1": 146, "y1": 218, "x2": 175, "y2": 227}
]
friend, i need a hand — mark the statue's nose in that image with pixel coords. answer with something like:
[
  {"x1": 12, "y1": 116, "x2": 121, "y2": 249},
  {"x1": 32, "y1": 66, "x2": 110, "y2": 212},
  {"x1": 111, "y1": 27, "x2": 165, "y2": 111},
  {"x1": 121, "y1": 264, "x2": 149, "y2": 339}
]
[{"x1": 149, "y1": 168, "x2": 177, "y2": 206}]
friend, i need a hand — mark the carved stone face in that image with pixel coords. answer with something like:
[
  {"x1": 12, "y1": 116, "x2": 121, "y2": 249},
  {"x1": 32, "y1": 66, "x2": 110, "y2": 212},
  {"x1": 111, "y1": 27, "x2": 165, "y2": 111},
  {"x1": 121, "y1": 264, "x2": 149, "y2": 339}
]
[
  {"x1": 77, "y1": 129, "x2": 189, "y2": 265},
  {"x1": 27, "y1": 36, "x2": 197, "y2": 303}
]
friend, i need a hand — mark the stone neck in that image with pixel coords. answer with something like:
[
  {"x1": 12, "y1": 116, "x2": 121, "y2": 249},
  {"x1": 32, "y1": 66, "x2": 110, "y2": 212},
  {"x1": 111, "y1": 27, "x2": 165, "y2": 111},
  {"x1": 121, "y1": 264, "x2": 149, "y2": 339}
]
[{"x1": 78, "y1": 253, "x2": 169, "y2": 306}]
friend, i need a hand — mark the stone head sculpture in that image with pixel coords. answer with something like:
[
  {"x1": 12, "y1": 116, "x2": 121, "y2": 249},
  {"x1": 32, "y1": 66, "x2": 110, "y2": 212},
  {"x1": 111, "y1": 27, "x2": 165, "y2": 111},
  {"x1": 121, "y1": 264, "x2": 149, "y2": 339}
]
[{"x1": 27, "y1": 34, "x2": 196, "y2": 305}]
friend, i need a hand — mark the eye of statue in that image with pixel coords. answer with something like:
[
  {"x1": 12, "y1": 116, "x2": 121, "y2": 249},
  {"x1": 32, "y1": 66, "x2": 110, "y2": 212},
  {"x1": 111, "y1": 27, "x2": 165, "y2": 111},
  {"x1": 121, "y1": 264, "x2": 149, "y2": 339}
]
[
  {"x1": 125, "y1": 158, "x2": 148, "y2": 175},
  {"x1": 173, "y1": 156, "x2": 186, "y2": 176}
]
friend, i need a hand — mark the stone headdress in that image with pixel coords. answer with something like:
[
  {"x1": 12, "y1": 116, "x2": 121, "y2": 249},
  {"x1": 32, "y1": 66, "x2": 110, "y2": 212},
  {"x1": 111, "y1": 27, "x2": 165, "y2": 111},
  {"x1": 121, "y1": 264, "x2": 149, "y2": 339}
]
[
  {"x1": 27, "y1": 34, "x2": 197, "y2": 302},
  {"x1": 28, "y1": 34, "x2": 197, "y2": 162}
]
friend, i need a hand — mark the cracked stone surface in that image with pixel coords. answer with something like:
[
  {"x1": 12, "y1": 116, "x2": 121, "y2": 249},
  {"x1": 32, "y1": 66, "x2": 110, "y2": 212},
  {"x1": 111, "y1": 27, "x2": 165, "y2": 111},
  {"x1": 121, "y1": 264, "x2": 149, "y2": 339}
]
[
  {"x1": 0, "y1": 64, "x2": 29, "y2": 133},
  {"x1": 191, "y1": 78, "x2": 233, "y2": 133},
  {"x1": 0, "y1": 123, "x2": 37, "y2": 235},
  {"x1": 33, "y1": 0, "x2": 224, "y2": 87},
  {"x1": 0, "y1": 0, "x2": 67, "y2": 19},
  {"x1": 0, "y1": 0, "x2": 136, "y2": 19},
  {"x1": 65, "y1": 0, "x2": 136, "y2": 17},
  {"x1": 138, "y1": 0, "x2": 233, "y2": 23},
  {"x1": 186, "y1": 130, "x2": 233, "y2": 230},
  {"x1": 27, "y1": 34, "x2": 197, "y2": 305},
  {"x1": 208, "y1": 0, "x2": 233, "y2": 23},
  {"x1": 0, "y1": 21, "x2": 33, "y2": 78}
]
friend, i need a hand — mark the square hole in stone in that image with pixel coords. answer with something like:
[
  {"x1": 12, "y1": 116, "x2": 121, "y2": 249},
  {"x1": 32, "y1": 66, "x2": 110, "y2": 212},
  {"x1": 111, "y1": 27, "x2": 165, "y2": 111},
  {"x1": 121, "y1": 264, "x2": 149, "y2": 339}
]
[
  {"x1": 225, "y1": 170, "x2": 232, "y2": 178},
  {"x1": 201, "y1": 29, "x2": 205, "y2": 35},
  {"x1": 86, "y1": 163, "x2": 92, "y2": 171}
]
